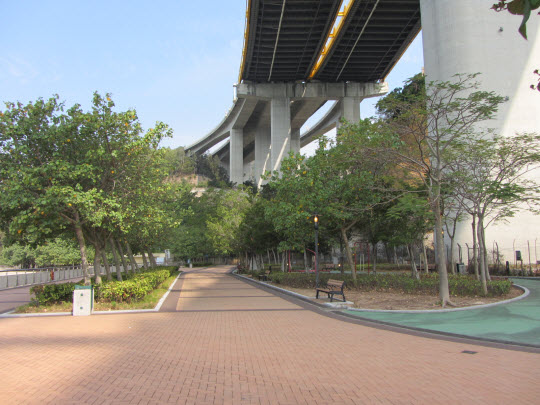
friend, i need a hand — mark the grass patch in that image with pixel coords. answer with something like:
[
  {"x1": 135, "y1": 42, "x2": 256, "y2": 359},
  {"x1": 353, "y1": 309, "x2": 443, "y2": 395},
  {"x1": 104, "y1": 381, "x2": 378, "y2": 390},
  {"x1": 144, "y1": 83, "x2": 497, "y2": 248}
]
[{"x1": 14, "y1": 269, "x2": 179, "y2": 314}]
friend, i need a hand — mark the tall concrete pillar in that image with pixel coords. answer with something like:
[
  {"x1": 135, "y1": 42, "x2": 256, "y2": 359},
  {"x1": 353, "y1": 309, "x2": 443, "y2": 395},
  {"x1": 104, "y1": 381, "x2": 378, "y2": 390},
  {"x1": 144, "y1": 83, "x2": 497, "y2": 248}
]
[
  {"x1": 229, "y1": 128, "x2": 243, "y2": 185},
  {"x1": 270, "y1": 97, "x2": 291, "y2": 172},
  {"x1": 255, "y1": 128, "x2": 271, "y2": 187},
  {"x1": 338, "y1": 97, "x2": 361, "y2": 128},
  {"x1": 420, "y1": 0, "x2": 540, "y2": 261},
  {"x1": 291, "y1": 128, "x2": 301, "y2": 155}
]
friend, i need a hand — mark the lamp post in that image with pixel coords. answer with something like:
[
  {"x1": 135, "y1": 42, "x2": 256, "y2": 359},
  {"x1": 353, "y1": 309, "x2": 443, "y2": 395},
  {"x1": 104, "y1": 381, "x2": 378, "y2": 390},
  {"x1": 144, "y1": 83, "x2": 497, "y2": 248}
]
[{"x1": 314, "y1": 213, "x2": 319, "y2": 288}]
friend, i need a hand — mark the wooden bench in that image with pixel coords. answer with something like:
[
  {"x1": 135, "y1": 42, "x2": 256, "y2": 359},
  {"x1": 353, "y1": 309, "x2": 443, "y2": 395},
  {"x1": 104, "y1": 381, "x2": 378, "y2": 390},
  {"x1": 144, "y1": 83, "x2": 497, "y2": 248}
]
[
  {"x1": 416, "y1": 264, "x2": 437, "y2": 272},
  {"x1": 258, "y1": 270, "x2": 270, "y2": 281},
  {"x1": 315, "y1": 279, "x2": 346, "y2": 302}
]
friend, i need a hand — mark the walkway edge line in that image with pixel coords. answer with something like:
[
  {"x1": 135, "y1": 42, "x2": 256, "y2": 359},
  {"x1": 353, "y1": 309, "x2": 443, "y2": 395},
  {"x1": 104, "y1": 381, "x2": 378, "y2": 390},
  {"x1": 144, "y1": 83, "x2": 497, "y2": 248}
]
[
  {"x1": 154, "y1": 271, "x2": 182, "y2": 312},
  {"x1": 233, "y1": 273, "x2": 327, "y2": 309}
]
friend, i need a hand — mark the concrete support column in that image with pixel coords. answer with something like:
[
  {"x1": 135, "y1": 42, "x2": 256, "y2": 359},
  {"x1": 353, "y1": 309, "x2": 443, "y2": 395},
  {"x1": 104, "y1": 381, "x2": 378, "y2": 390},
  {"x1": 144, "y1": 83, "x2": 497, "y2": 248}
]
[
  {"x1": 229, "y1": 128, "x2": 243, "y2": 185},
  {"x1": 338, "y1": 97, "x2": 361, "y2": 129},
  {"x1": 291, "y1": 128, "x2": 300, "y2": 155},
  {"x1": 270, "y1": 97, "x2": 291, "y2": 172},
  {"x1": 255, "y1": 128, "x2": 271, "y2": 187}
]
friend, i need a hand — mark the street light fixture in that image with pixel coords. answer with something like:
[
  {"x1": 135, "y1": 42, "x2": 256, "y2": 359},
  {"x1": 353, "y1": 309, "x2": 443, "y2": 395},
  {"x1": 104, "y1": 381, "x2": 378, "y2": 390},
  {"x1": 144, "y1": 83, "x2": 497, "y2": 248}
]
[{"x1": 314, "y1": 213, "x2": 319, "y2": 288}]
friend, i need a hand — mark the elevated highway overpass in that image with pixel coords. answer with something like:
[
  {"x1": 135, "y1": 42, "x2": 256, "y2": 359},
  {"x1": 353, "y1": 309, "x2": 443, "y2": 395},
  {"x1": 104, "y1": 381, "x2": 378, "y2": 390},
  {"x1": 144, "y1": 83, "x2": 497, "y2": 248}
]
[{"x1": 187, "y1": 0, "x2": 421, "y2": 185}]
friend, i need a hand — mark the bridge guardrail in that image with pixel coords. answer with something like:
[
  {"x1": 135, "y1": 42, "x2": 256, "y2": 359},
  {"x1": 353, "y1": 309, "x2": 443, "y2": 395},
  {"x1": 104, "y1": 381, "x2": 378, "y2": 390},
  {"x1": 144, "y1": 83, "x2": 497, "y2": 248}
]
[{"x1": 0, "y1": 264, "x2": 147, "y2": 290}]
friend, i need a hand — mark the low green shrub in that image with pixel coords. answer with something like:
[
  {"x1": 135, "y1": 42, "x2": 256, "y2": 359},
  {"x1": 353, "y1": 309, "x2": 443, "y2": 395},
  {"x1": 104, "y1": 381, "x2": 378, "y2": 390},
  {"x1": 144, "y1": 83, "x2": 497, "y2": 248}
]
[
  {"x1": 30, "y1": 267, "x2": 177, "y2": 305},
  {"x1": 267, "y1": 272, "x2": 512, "y2": 297},
  {"x1": 31, "y1": 281, "x2": 82, "y2": 305},
  {"x1": 97, "y1": 269, "x2": 172, "y2": 303}
]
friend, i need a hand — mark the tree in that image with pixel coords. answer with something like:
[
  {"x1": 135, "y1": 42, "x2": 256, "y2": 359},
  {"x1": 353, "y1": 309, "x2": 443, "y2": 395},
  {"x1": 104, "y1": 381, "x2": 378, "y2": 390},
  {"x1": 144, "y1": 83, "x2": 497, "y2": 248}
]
[
  {"x1": 358, "y1": 74, "x2": 505, "y2": 306},
  {"x1": 265, "y1": 133, "x2": 383, "y2": 280},
  {"x1": 206, "y1": 188, "x2": 251, "y2": 255},
  {"x1": 386, "y1": 193, "x2": 433, "y2": 279},
  {"x1": 449, "y1": 133, "x2": 540, "y2": 292},
  {"x1": 0, "y1": 93, "x2": 171, "y2": 283}
]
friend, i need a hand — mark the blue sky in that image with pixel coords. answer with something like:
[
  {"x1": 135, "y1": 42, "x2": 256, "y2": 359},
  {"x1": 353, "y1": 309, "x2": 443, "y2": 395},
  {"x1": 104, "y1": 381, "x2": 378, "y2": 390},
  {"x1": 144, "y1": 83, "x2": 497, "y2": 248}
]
[{"x1": 0, "y1": 0, "x2": 423, "y2": 150}]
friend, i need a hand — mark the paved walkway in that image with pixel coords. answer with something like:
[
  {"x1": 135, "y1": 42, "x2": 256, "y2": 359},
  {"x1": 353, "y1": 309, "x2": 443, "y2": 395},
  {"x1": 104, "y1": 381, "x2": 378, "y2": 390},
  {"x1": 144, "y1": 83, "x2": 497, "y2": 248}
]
[
  {"x1": 0, "y1": 285, "x2": 32, "y2": 313},
  {"x1": 0, "y1": 266, "x2": 539, "y2": 404},
  {"x1": 342, "y1": 278, "x2": 540, "y2": 347}
]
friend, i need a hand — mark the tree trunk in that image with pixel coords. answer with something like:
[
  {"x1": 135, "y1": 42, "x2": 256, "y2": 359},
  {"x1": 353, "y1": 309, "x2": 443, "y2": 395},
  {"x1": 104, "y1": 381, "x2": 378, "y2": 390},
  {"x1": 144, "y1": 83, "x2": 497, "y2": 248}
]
[
  {"x1": 422, "y1": 238, "x2": 428, "y2": 274},
  {"x1": 116, "y1": 240, "x2": 130, "y2": 274},
  {"x1": 341, "y1": 227, "x2": 356, "y2": 281},
  {"x1": 101, "y1": 250, "x2": 112, "y2": 281},
  {"x1": 125, "y1": 242, "x2": 139, "y2": 273},
  {"x1": 141, "y1": 251, "x2": 149, "y2": 270},
  {"x1": 481, "y1": 227, "x2": 491, "y2": 281},
  {"x1": 407, "y1": 244, "x2": 420, "y2": 280},
  {"x1": 280, "y1": 251, "x2": 286, "y2": 272},
  {"x1": 480, "y1": 222, "x2": 491, "y2": 282},
  {"x1": 74, "y1": 219, "x2": 90, "y2": 285},
  {"x1": 303, "y1": 247, "x2": 308, "y2": 271},
  {"x1": 110, "y1": 238, "x2": 123, "y2": 281},
  {"x1": 449, "y1": 237, "x2": 456, "y2": 275},
  {"x1": 372, "y1": 243, "x2": 377, "y2": 274},
  {"x1": 93, "y1": 243, "x2": 102, "y2": 284},
  {"x1": 394, "y1": 246, "x2": 400, "y2": 269},
  {"x1": 477, "y1": 215, "x2": 488, "y2": 295},
  {"x1": 340, "y1": 237, "x2": 345, "y2": 274},
  {"x1": 147, "y1": 247, "x2": 157, "y2": 267},
  {"x1": 433, "y1": 197, "x2": 452, "y2": 306},
  {"x1": 472, "y1": 215, "x2": 479, "y2": 280}
]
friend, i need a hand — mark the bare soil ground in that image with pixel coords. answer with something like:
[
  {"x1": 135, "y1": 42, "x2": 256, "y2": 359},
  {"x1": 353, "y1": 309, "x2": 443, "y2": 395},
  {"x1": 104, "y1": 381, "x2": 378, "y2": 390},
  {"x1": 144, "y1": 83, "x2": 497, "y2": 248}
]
[{"x1": 270, "y1": 284, "x2": 524, "y2": 310}]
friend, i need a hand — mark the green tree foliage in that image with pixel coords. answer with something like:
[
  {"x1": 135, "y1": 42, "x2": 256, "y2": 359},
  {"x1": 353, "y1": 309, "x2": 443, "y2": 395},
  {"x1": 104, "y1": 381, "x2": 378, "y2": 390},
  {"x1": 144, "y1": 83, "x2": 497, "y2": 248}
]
[
  {"x1": 264, "y1": 133, "x2": 384, "y2": 279},
  {"x1": 0, "y1": 93, "x2": 171, "y2": 283},
  {"x1": 206, "y1": 188, "x2": 251, "y2": 255},
  {"x1": 195, "y1": 154, "x2": 232, "y2": 187},
  {"x1": 349, "y1": 74, "x2": 505, "y2": 306},
  {"x1": 1, "y1": 237, "x2": 88, "y2": 267}
]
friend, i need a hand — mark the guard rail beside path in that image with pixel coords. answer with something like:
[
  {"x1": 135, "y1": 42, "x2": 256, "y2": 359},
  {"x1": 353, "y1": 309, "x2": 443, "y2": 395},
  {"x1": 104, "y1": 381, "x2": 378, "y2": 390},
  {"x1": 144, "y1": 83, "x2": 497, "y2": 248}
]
[{"x1": 0, "y1": 265, "x2": 140, "y2": 290}]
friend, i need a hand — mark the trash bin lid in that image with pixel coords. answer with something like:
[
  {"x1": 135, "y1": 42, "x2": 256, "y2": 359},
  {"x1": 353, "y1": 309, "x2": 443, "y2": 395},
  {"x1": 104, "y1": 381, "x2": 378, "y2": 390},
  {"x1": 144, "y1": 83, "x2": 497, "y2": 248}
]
[{"x1": 75, "y1": 285, "x2": 93, "y2": 290}]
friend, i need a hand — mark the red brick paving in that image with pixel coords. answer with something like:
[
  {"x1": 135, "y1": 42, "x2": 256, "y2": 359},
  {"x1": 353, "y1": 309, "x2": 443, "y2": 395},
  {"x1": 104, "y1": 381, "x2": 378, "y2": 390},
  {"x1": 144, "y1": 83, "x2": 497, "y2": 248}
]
[{"x1": 0, "y1": 266, "x2": 538, "y2": 404}]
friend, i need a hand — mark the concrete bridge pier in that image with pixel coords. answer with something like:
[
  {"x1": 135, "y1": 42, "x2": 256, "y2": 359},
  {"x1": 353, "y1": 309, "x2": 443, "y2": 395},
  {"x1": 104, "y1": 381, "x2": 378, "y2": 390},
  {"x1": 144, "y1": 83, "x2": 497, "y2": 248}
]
[
  {"x1": 255, "y1": 128, "x2": 271, "y2": 187},
  {"x1": 270, "y1": 97, "x2": 292, "y2": 173},
  {"x1": 229, "y1": 128, "x2": 243, "y2": 185},
  {"x1": 339, "y1": 96, "x2": 361, "y2": 127}
]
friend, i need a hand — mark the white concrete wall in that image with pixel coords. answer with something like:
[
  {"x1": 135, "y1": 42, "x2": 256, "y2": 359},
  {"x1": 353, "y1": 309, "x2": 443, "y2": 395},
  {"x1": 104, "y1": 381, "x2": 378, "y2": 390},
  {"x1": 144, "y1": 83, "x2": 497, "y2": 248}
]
[{"x1": 421, "y1": 0, "x2": 540, "y2": 264}]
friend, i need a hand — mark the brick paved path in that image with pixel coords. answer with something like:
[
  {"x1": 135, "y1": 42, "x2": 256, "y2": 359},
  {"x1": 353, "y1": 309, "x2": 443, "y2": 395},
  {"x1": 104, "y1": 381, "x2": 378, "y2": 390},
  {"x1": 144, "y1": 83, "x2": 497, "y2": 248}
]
[{"x1": 1, "y1": 266, "x2": 539, "y2": 404}]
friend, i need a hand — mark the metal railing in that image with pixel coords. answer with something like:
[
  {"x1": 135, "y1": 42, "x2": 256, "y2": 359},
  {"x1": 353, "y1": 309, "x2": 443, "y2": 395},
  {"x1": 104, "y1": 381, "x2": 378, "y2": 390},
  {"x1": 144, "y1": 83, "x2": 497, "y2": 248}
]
[{"x1": 0, "y1": 264, "x2": 143, "y2": 290}]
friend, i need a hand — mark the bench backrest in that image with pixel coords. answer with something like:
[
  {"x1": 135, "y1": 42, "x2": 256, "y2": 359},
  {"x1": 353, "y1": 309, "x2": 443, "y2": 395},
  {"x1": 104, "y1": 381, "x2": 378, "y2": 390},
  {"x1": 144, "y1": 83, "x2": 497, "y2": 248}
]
[{"x1": 327, "y1": 279, "x2": 344, "y2": 290}]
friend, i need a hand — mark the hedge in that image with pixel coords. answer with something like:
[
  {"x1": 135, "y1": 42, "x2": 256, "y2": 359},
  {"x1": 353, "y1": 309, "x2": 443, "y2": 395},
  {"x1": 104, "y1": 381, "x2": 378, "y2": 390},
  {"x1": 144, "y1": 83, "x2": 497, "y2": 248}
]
[
  {"x1": 97, "y1": 269, "x2": 172, "y2": 303},
  {"x1": 30, "y1": 282, "x2": 79, "y2": 305},
  {"x1": 264, "y1": 272, "x2": 511, "y2": 297},
  {"x1": 30, "y1": 266, "x2": 177, "y2": 305}
]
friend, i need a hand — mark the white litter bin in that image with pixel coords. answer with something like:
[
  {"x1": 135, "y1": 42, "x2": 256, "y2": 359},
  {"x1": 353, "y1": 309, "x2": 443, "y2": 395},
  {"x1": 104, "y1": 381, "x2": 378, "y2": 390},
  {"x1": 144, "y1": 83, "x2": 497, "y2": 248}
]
[{"x1": 73, "y1": 285, "x2": 93, "y2": 316}]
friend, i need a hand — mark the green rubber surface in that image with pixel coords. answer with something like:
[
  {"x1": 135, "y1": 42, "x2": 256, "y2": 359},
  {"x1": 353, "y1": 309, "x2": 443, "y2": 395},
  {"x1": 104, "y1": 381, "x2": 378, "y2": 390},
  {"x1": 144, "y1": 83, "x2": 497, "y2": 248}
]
[{"x1": 343, "y1": 278, "x2": 540, "y2": 346}]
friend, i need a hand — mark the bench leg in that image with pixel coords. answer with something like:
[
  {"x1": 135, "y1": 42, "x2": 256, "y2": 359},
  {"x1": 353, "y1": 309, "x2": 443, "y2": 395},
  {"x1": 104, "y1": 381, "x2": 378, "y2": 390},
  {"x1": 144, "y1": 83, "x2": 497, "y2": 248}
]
[{"x1": 329, "y1": 293, "x2": 333, "y2": 302}]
